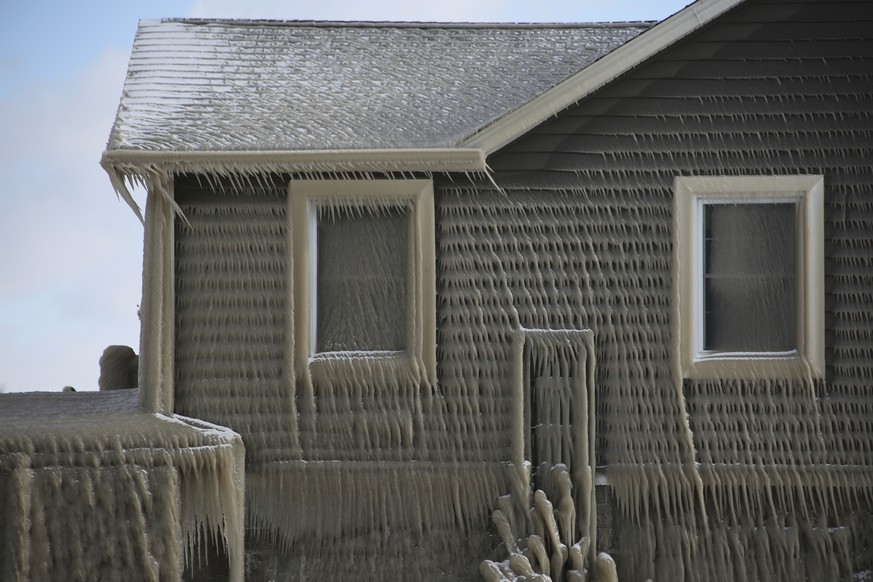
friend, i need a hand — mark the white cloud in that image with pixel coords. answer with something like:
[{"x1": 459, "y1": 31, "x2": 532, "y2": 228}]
[{"x1": 0, "y1": 48, "x2": 145, "y2": 392}]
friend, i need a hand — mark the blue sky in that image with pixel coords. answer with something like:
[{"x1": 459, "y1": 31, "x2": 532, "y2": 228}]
[{"x1": 0, "y1": 0, "x2": 691, "y2": 392}]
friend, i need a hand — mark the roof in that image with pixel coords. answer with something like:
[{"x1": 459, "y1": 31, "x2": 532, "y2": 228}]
[
  {"x1": 106, "y1": 19, "x2": 650, "y2": 153},
  {"x1": 102, "y1": 1, "x2": 747, "y2": 217}
]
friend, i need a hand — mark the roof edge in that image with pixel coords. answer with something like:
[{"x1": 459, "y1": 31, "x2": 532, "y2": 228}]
[
  {"x1": 154, "y1": 18, "x2": 655, "y2": 29},
  {"x1": 461, "y1": 0, "x2": 747, "y2": 153},
  {"x1": 100, "y1": 148, "x2": 488, "y2": 220},
  {"x1": 101, "y1": 148, "x2": 486, "y2": 173}
]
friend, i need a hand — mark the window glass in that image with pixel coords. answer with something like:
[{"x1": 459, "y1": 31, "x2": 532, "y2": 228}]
[
  {"x1": 315, "y1": 205, "x2": 408, "y2": 352},
  {"x1": 702, "y1": 202, "x2": 797, "y2": 352}
]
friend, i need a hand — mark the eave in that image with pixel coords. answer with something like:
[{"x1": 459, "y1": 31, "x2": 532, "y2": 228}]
[
  {"x1": 100, "y1": 148, "x2": 488, "y2": 220},
  {"x1": 101, "y1": 147, "x2": 487, "y2": 175}
]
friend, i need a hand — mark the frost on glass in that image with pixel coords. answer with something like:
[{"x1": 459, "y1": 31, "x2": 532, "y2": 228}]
[
  {"x1": 703, "y1": 202, "x2": 797, "y2": 352},
  {"x1": 315, "y1": 205, "x2": 408, "y2": 352}
]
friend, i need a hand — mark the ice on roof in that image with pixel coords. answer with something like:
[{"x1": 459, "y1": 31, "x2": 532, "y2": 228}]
[{"x1": 107, "y1": 19, "x2": 651, "y2": 152}]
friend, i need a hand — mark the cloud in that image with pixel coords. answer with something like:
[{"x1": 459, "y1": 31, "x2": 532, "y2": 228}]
[{"x1": 0, "y1": 48, "x2": 145, "y2": 392}]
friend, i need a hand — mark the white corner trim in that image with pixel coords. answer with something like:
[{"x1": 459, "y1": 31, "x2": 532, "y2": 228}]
[
  {"x1": 138, "y1": 180, "x2": 176, "y2": 414},
  {"x1": 461, "y1": 0, "x2": 747, "y2": 154}
]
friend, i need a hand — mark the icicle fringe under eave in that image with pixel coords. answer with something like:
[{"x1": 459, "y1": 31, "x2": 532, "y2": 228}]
[
  {"x1": 101, "y1": 160, "x2": 185, "y2": 226},
  {"x1": 245, "y1": 461, "x2": 513, "y2": 553},
  {"x1": 100, "y1": 148, "x2": 490, "y2": 221}
]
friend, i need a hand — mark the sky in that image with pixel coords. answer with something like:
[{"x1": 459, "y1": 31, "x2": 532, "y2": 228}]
[{"x1": 0, "y1": 0, "x2": 691, "y2": 392}]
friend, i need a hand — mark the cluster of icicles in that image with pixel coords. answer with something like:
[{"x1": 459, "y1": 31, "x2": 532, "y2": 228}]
[
  {"x1": 481, "y1": 465, "x2": 618, "y2": 582},
  {"x1": 0, "y1": 391, "x2": 243, "y2": 581},
  {"x1": 163, "y1": 174, "x2": 873, "y2": 579}
]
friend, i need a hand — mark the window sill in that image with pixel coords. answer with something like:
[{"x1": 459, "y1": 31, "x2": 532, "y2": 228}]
[
  {"x1": 684, "y1": 353, "x2": 821, "y2": 381},
  {"x1": 307, "y1": 351, "x2": 422, "y2": 383},
  {"x1": 310, "y1": 350, "x2": 405, "y2": 361}
]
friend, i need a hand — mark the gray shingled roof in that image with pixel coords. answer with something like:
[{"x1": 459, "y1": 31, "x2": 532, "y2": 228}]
[{"x1": 107, "y1": 19, "x2": 651, "y2": 152}]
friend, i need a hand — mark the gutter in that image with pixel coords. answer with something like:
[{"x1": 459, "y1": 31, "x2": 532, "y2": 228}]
[
  {"x1": 101, "y1": 147, "x2": 487, "y2": 174},
  {"x1": 101, "y1": 148, "x2": 488, "y2": 221}
]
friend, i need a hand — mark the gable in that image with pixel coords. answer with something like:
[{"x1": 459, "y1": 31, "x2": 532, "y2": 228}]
[
  {"x1": 463, "y1": 0, "x2": 747, "y2": 153},
  {"x1": 473, "y1": 3, "x2": 873, "y2": 576},
  {"x1": 490, "y1": 0, "x2": 873, "y2": 175}
]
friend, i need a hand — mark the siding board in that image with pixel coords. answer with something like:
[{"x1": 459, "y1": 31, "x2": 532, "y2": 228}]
[
  {"x1": 732, "y1": 2, "x2": 873, "y2": 21},
  {"x1": 665, "y1": 38, "x2": 873, "y2": 60},
  {"x1": 174, "y1": 180, "x2": 297, "y2": 466}
]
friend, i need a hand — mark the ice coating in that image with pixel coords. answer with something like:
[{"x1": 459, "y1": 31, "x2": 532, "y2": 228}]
[
  {"x1": 98, "y1": 345, "x2": 139, "y2": 390},
  {"x1": 107, "y1": 21, "x2": 650, "y2": 153},
  {"x1": 164, "y1": 149, "x2": 872, "y2": 579},
  {"x1": 481, "y1": 465, "x2": 609, "y2": 582},
  {"x1": 0, "y1": 390, "x2": 244, "y2": 581},
  {"x1": 12, "y1": 0, "x2": 873, "y2": 578}
]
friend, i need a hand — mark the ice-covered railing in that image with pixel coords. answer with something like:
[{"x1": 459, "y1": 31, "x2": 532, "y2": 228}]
[
  {"x1": 481, "y1": 465, "x2": 618, "y2": 582},
  {"x1": 0, "y1": 389, "x2": 244, "y2": 581}
]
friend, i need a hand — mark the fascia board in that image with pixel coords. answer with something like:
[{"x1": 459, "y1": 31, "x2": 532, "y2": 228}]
[
  {"x1": 101, "y1": 148, "x2": 487, "y2": 221},
  {"x1": 101, "y1": 148, "x2": 487, "y2": 174},
  {"x1": 461, "y1": 0, "x2": 747, "y2": 154}
]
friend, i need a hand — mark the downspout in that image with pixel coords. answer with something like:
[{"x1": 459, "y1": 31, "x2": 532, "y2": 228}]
[{"x1": 138, "y1": 172, "x2": 175, "y2": 414}]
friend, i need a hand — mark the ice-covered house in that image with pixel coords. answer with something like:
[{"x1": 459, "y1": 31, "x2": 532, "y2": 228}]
[{"x1": 3, "y1": 0, "x2": 872, "y2": 579}]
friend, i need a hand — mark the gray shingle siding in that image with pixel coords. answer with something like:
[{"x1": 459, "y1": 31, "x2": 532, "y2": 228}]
[
  {"x1": 174, "y1": 183, "x2": 297, "y2": 465},
  {"x1": 168, "y1": 1, "x2": 873, "y2": 577},
  {"x1": 461, "y1": 2, "x2": 873, "y2": 575},
  {"x1": 170, "y1": 0, "x2": 873, "y2": 491}
]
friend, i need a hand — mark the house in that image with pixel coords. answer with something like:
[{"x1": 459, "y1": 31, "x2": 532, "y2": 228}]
[{"x1": 2, "y1": 0, "x2": 871, "y2": 579}]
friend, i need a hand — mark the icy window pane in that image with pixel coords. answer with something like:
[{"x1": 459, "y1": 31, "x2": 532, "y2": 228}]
[
  {"x1": 316, "y1": 206, "x2": 408, "y2": 352},
  {"x1": 703, "y1": 203, "x2": 797, "y2": 352}
]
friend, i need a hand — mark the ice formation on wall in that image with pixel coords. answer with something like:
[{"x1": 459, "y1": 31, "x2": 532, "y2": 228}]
[
  {"x1": 438, "y1": 172, "x2": 873, "y2": 579},
  {"x1": 81, "y1": 2, "x2": 873, "y2": 579},
  {"x1": 163, "y1": 151, "x2": 873, "y2": 579},
  {"x1": 172, "y1": 179, "x2": 510, "y2": 575}
]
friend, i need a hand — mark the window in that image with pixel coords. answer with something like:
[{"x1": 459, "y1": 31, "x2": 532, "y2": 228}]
[
  {"x1": 674, "y1": 175, "x2": 824, "y2": 379},
  {"x1": 315, "y1": 205, "x2": 408, "y2": 353},
  {"x1": 289, "y1": 179, "x2": 435, "y2": 380}
]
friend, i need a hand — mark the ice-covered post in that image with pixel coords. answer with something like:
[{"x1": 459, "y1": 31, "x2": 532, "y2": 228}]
[{"x1": 139, "y1": 173, "x2": 176, "y2": 414}]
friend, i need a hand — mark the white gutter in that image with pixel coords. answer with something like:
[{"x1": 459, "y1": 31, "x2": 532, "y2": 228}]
[
  {"x1": 461, "y1": 0, "x2": 747, "y2": 154},
  {"x1": 101, "y1": 148, "x2": 487, "y2": 175},
  {"x1": 101, "y1": 148, "x2": 488, "y2": 221}
]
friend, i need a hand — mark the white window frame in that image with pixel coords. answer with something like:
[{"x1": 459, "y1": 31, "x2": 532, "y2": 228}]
[
  {"x1": 674, "y1": 175, "x2": 824, "y2": 380},
  {"x1": 289, "y1": 179, "x2": 435, "y2": 381}
]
